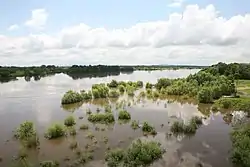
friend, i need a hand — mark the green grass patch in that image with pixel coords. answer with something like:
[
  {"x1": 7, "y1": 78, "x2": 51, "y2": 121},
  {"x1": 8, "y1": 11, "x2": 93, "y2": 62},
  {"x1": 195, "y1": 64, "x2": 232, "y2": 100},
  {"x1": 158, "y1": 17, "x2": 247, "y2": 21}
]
[
  {"x1": 61, "y1": 90, "x2": 83, "y2": 104},
  {"x1": 45, "y1": 124, "x2": 66, "y2": 139},
  {"x1": 118, "y1": 110, "x2": 131, "y2": 120},
  {"x1": 88, "y1": 113, "x2": 115, "y2": 124},
  {"x1": 64, "y1": 115, "x2": 76, "y2": 127},
  {"x1": 142, "y1": 122, "x2": 157, "y2": 135}
]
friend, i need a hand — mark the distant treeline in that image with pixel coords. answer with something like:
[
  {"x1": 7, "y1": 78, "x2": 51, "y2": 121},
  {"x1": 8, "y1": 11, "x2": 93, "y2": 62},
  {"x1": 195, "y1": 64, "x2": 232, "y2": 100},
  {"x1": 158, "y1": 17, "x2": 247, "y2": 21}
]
[{"x1": 133, "y1": 65, "x2": 208, "y2": 71}]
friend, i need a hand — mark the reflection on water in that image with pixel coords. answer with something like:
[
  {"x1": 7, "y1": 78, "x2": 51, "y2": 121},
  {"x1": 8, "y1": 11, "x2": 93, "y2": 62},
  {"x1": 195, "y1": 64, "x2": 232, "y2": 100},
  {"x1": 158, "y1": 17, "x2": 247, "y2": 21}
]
[{"x1": 0, "y1": 69, "x2": 234, "y2": 167}]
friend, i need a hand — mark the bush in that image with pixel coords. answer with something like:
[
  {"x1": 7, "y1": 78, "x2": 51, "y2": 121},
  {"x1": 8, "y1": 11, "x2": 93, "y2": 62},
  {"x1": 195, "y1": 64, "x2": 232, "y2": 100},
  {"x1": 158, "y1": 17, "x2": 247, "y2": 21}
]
[
  {"x1": 15, "y1": 121, "x2": 36, "y2": 140},
  {"x1": 136, "y1": 81, "x2": 143, "y2": 88},
  {"x1": 231, "y1": 124, "x2": 250, "y2": 167},
  {"x1": 61, "y1": 90, "x2": 83, "y2": 104},
  {"x1": 105, "y1": 139, "x2": 163, "y2": 167},
  {"x1": 142, "y1": 122, "x2": 155, "y2": 135},
  {"x1": 92, "y1": 84, "x2": 109, "y2": 98},
  {"x1": 80, "y1": 124, "x2": 89, "y2": 130},
  {"x1": 146, "y1": 82, "x2": 153, "y2": 89},
  {"x1": 64, "y1": 115, "x2": 76, "y2": 127},
  {"x1": 118, "y1": 110, "x2": 131, "y2": 120},
  {"x1": 108, "y1": 80, "x2": 118, "y2": 88},
  {"x1": 170, "y1": 121, "x2": 185, "y2": 133},
  {"x1": 153, "y1": 91, "x2": 160, "y2": 98},
  {"x1": 171, "y1": 116, "x2": 202, "y2": 134},
  {"x1": 109, "y1": 90, "x2": 120, "y2": 98},
  {"x1": 104, "y1": 105, "x2": 112, "y2": 113},
  {"x1": 45, "y1": 124, "x2": 66, "y2": 139},
  {"x1": 197, "y1": 87, "x2": 213, "y2": 103},
  {"x1": 68, "y1": 127, "x2": 77, "y2": 136},
  {"x1": 155, "y1": 78, "x2": 172, "y2": 90},
  {"x1": 118, "y1": 85, "x2": 125, "y2": 93},
  {"x1": 105, "y1": 149, "x2": 125, "y2": 167},
  {"x1": 81, "y1": 90, "x2": 92, "y2": 100},
  {"x1": 131, "y1": 120, "x2": 139, "y2": 130},
  {"x1": 124, "y1": 139, "x2": 163, "y2": 166},
  {"x1": 88, "y1": 113, "x2": 115, "y2": 124},
  {"x1": 40, "y1": 160, "x2": 59, "y2": 167}
]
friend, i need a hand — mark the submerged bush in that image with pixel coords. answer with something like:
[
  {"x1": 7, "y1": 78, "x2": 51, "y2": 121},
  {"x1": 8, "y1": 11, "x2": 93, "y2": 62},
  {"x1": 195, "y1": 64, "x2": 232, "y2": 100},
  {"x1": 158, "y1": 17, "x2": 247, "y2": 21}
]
[
  {"x1": 88, "y1": 113, "x2": 115, "y2": 124},
  {"x1": 118, "y1": 110, "x2": 131, "y2": 120},
  {"x1": 80, "y1": 124, "x2": 89, "y2": 130},
  {"x1": 136, "y1": 81, "x2": 143, "y2": 88},
  {"x1": 61, "y1": 90, "x2": 83, "y2": 104},
  {"x1": 64, "y1": 115, "x2": 76, "y2": 127},
  {"x1": 131, "y1": 120, "x2": 139, "y2": 130},
  {"x1": 142, "y1": 122, "x2": 156, "y2": 135},
  {"x1": 81, "y1": 90, "x2": 92, "y2": 100},
  {"x1": 104, "y1": 105, "x2": 112, "y2": 113},
  {"x1": 15, "y1": 121, "x2": 36, "y2": 140},
  {"x1": 231, "y1": 123, "x2": 250, "y2": 167},
  {"x1": 108, "y1": 90, "x2": 120, "y2": 98},
  {"x1": 40, "y1": 160, "x2": 59, "y2": 167},
  {"x1": 92, "y1": 84, "x2": 109, "y2": 99},
  {"x1": 45, "y1": 124, "x2": 66, "y2": 139},
  {"x1": 170, "y1": 121, "x2": 185, "y2": 133},
  {"x1": 146, "y1": 82, "x2": 153, "y2": 89},
  {"x1": 108, "y1": 80, "x2": 119, "y2": 88},
  {"x1": 197, "y1": 87, "x2": 213, "y2": 103},
  {"x1": 118, "y1": 85, "x2": 125, "y2": 93},
  {"x1": 105, "y1": 139, "x2": 163, "y2": 167}
]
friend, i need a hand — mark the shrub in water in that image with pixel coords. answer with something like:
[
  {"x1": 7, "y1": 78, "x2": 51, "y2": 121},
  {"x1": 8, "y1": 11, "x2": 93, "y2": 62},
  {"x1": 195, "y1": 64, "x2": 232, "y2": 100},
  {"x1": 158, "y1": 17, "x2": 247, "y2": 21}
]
[
  {"x1": 170, "y1": 121, "x2": 185, "y2": 133},
  {"x1": 45, "y1": 124, "x2": 66, "y2": 139},
  {"x1": 15, "y1": 121, "x2": 36, "y2": 140},
  {"x1": 136, "y1": 81, "x2": 143, "y2": 88},
  {"x1": 118, "y1": 85, "x2": 125, "y2": 93},
  {"x1": 104, "y1": 105, "x2": 112, "y2": 113},
  {"x1": 81, "y1": 90, "x2": 92, "y2": 100},
  {"x1": 92, "y1": 84, "x2": 109, "y2": 99},
  {"x1": 108, "y1": 80, "x2": 118, "y2": 88},
  {"x1": 40, "y1": 160, "x2": 59, "y2": 167},
  {"x1": 118, "y1": 110, "x2": 131, "y2": 120},
  {"x1": 105, "y1": 148, "x2": 125, "y2": 167},
  {"x1": 142, "y1": 122, "x2": 155, "y2": 134},
  {"x1": 131, "y1": 120, "x2": 139, "y2": 130},
  {"x1": 146, "y1": 82, "x2": 153, "y2": 89},
  {"x1": 108, "y1": 90, "x2": 120, "y2": 98},
  {"x1": 61, "y1": 90, "x2": 83, "y2": 104},
  {"x1": 64, "y1": 115, "x2": 76, "y2": 127},
  {"x1": 80, "y1": 124, "x2": 89, "y2": 130},
  {"x1": 88, "y1": 113, "x2": 115, "y2": 124}
]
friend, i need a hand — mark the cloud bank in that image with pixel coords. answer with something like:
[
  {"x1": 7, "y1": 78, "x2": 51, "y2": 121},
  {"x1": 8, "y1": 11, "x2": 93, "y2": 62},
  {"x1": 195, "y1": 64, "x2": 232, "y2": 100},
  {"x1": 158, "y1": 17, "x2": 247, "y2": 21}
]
[{"x1": 1, "y1": 5, "x2": 250, "y2": 66}]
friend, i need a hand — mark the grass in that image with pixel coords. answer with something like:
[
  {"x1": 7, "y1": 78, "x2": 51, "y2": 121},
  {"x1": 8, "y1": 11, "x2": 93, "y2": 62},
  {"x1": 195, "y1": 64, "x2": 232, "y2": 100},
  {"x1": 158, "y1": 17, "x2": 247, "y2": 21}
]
[
  {"x1": 64, "y1": 115, "x2": 76, "y2": 127},
  {"x1": 105, "y1": 139, "x2": 163, "y2": 167},
  {"x1": 142, "y1": 122, "x2": 157, "y2": 135},
  {"x1": 118, "y1": 110, "x2": 131, "y2": 120},
  {"x1": 88, "y1": 113, "x2": 115, "y2": 124},
  {"x1": 230, "y1": 123, "x2": 250, "y2": 167},
  {"x1": 45, "y1": 124, "x2": 66, "y2": 139},
  {"x1": 79, "y1": 124, "x2": 89, "y2": 130},
  {"x1": 108, "y1": 90, "x2": 120, "y2": 98}
]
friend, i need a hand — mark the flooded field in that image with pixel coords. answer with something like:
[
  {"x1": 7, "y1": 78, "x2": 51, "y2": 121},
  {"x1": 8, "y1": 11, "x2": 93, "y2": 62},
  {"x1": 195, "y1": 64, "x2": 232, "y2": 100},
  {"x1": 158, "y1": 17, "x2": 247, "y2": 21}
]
[{"x1": 0, "y1": 69, "x2": 234, "y2": 167}]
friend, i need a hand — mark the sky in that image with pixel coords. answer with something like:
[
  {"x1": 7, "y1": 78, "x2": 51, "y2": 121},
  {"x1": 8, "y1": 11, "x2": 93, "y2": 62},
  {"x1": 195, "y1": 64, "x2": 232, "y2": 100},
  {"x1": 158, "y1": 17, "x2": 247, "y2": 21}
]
[{"x1": 0, "y1": 0, "x2": 250, "y2": 66}]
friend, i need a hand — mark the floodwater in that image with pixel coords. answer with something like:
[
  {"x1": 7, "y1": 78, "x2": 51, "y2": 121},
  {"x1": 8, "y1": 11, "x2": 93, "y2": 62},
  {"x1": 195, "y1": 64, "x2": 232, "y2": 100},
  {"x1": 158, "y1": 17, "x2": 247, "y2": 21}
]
[{"x1": 0, "y1": 69, "x2": 234, "y2": 167}]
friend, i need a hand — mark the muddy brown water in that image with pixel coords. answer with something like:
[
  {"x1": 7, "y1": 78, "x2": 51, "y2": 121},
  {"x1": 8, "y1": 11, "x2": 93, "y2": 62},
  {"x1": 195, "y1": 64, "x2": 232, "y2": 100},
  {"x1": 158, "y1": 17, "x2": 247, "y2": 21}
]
[{"x1": 0, "y1": 70, "x2": 234, "y2": 167}]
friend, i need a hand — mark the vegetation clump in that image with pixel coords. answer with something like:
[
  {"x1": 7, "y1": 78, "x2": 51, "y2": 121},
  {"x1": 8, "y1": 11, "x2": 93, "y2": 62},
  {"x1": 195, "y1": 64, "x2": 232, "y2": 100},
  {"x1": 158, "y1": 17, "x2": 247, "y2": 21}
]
[
  {"x1": 146, "y1": 82, "x2": 153, "y2": 89},
  {"x1": 45, "y1": 124, "x2": 66, "y2": 139},
  {"x1": 118, "y1": 85, "x2": 125, "y2": 93},
  {"x1": 108, "y1": 80, "x2": 118, "y2": 88},
  {"x1": 40, "y1": 160, "x2": 59, "y2": 167},
  {"x1": 61, "y1": 90, "x2": 83, "y2": 104},
  {"x1": 105, "y1": 139, "x2": 163, "y2": 167},
  {"x1": 108, "y1": 89, "x2": 120, "y2": 98},
  {"x1": 118, "y1": 110, "x2": 131, "y2": 120},
  {"x1": 92, "y1": 84, "x2": 109, "y2": 99},
  {"x1": 80, "y1": 124, "x2": 89, "y2": 130},
  {"x1": 131, "y1": 120, "x2": 139, "y2": 130},
  {"x1": 230, "y1": 123, "x2": 250, "y2": 167},
  {"x1": 88, "y1": 113, "x2": 115, "y2": 124},
  {"x1": 81, "y1": 90, "x2": 92, "y2": 100},
  {"x1": 142, "y1": 122, "x2": 156, "y2": 135},
  {"x1": 64, "y1": 115, "x2": 76, "y2": 127}
]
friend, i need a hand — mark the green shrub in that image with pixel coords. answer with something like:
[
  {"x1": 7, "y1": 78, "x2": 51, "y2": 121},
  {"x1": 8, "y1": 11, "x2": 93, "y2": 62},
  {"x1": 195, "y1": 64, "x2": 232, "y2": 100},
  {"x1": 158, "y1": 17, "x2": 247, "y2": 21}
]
[
  {"x1": 197, "y1": 87, "x2": 213, "y2": 103},
  {"x1": 15, "y1": 121, "x2": 36, "y2": 140},
  {"x1": 142, "y1": 122, "x2": 156, "y2": 135},
  {"x1": 40, "y1": 160, "x2": 59, "y2": 167},
  {"x1": 104, "y1": 105, "x2": 112, "y2": 113},
  {"x1": 45, "y1": 124, "x2": 66, "y2": 139},
  {"x1": 88, "y1": 113, "x2": 115, "y2": 124},
  {"x1": 131, "y1": 120, "x2": 139, "y2": 130},
  {"x1": 127, "y1": 86, "x2": 135, "y2": 96},
  {"x1": 61, "y1": 90, "x2": 83, "y2": 104},
  {"x1": 109, "y1": 90, "x2": 120, "y2": 98},
  {"x1": 231, "y1": 124, "x2": 250, "y2": 167},
  {"x1": 139, "y1": 91, "x2": 146, "y2": 98},
  {"x1": 171, "y1": 117, "x2": 202, "y2": 134},
  {"x1": 80, "y1": 124, "x2": 89, "y2": 130},
  {"x1": 118, "y1": 110, "x2": 131, "y2": 120},
  {"x1": 81, "y1": 90, "x2": 92, "y2": 100},
  {"x1": 105, "y1": 149, "x2": 125, "y2": 167},
  {"x1": 170, "y1": 121, "x2": 185, "y2": 133},
  {"x1": 68, "y1": 127, "x2": 77, "y2": 136},
  {"x1": 118, "y1": 85, "x2": 125, "y2": 93},
  {"x1": 136, "y1": 81, "x2": 143, "y2": 88},
  {"x1": 153, "y1": 91, "x2": 160, "y2": 98},
  {"x1": 108, "y1": 80, "x2": 118, "y2": 88},
  {"x1": 146, "y1": 82, "x2": 153, "y2": 89},
  {"x1": 64, "y1": 115, "x2": 76, "y2": 127},
  {"x1": 124, "y1": 139, "x2": 163, "y2": 166},
  {"x1": 92, "y1": 84, "x2": 109, "y2": 98}
]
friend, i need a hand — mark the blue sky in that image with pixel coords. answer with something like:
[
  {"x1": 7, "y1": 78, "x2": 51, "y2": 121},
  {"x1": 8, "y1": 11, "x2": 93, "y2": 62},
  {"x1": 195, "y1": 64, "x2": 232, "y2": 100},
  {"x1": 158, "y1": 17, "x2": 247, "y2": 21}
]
[
  {"x1": 0, "y1": 0, "x2": 250, "y2": 65},
  {"x1": 1, "y1": 0, "x2": 250, "y2": 34}
]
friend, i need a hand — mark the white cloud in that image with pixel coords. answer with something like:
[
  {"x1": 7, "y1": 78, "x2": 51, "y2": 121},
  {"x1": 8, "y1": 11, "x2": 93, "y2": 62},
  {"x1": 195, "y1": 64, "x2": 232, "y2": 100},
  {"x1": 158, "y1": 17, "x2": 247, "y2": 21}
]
[
  {"x1": 1, "y1": 4, "x2": 250, "y2": 66},
  {"x1": 8, "y1": 24, "x2": 19, "y2": 31},
  {"x1": 25, "y1": 9, "x2": 48, "y2": 30},
  {"x1": 168, "y1": 0, "x2": 184, "y2": 8}
]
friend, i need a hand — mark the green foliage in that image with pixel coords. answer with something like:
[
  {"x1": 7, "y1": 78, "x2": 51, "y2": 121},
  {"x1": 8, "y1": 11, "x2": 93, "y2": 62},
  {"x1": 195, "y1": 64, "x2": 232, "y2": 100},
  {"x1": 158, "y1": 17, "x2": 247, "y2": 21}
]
[
  {"x1": 138, "y1": 91, "x2": 146, "y2": 98},
  {"x1": 39, "y1": 160, "x2": 59, "y2": 167},
  {"x1": 64, "y1": 115, "x2": 76, "y2": 127},
  {"x1": 108, "y1": 80, "x2": 119, "y2": 88},
  {"x1": 92, "y1": 84, "x2": 109, "y2": 99},
  {"x1": 131, "y1": 120, "x2": 139, "y2": 130},
  {"x1": 104, "y1": 105, "x2": 112, "y2": 113},
  {"x1": 69, "y1": 141, "x2": 78, "y2": 149},
  {"x1": 170, "y1": 121, "x2": 185, "y2": 133},
  {"x1": 146, "y1": 82, "x2": 153, "y2": 89},
  {"x1": 118, "y1": 85, "x2": 125, "y2": 93},
  {"x1": 197, "y1": 87, "x2": 213, "y2": 103},
  {"x1": 231, "y1": 123, "x2": 250, "y2": 167},
  {"x1": 136, "y1": 81, "x2": 143, "y2": 88},
  {"x1": 88, "y1": 113, "x2": 115, "y2": 124},
  {"x1": 152, "y1": 91, "x2": 160, "y2": 98},
  {"x1": 105, "y1": 139, "x2": 163, "y2": 167},
  {"x1": 109, "y1": 89, "x2": 120, "y2": 98},
  {"x1": 118, "y1": 110, "x2": 131, "y2": 120},
  {"x1": 68, "y1": 127, "x2": 77, "y2": 136},
  {"x1": 105, "y1": 149, "x2": 125, "y2": 167},
  {"x1": 15, "y1": 121, "x2": 36, "y2": 140},
  {"x1": 127, "y1": 86, "x2": 136, "y2": 96},
  {"x1": 80, "y1": 124, "x2": 89, "y2": 130},
  {"x1": 81, "y1": 90, "x2": 92, "y2": 100},
  {"x1": 61, "y1": 90, "x2": 83, "y2": 104},
  {"x1": 142, "y1": 122, "x2": 156, "y2": 135},
  {"x1": 45, "y1": 124, "x2": 66, "y2": 139},
  {"x1": 155, "y1": 78, "x2": 172, "y2": 90}
]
